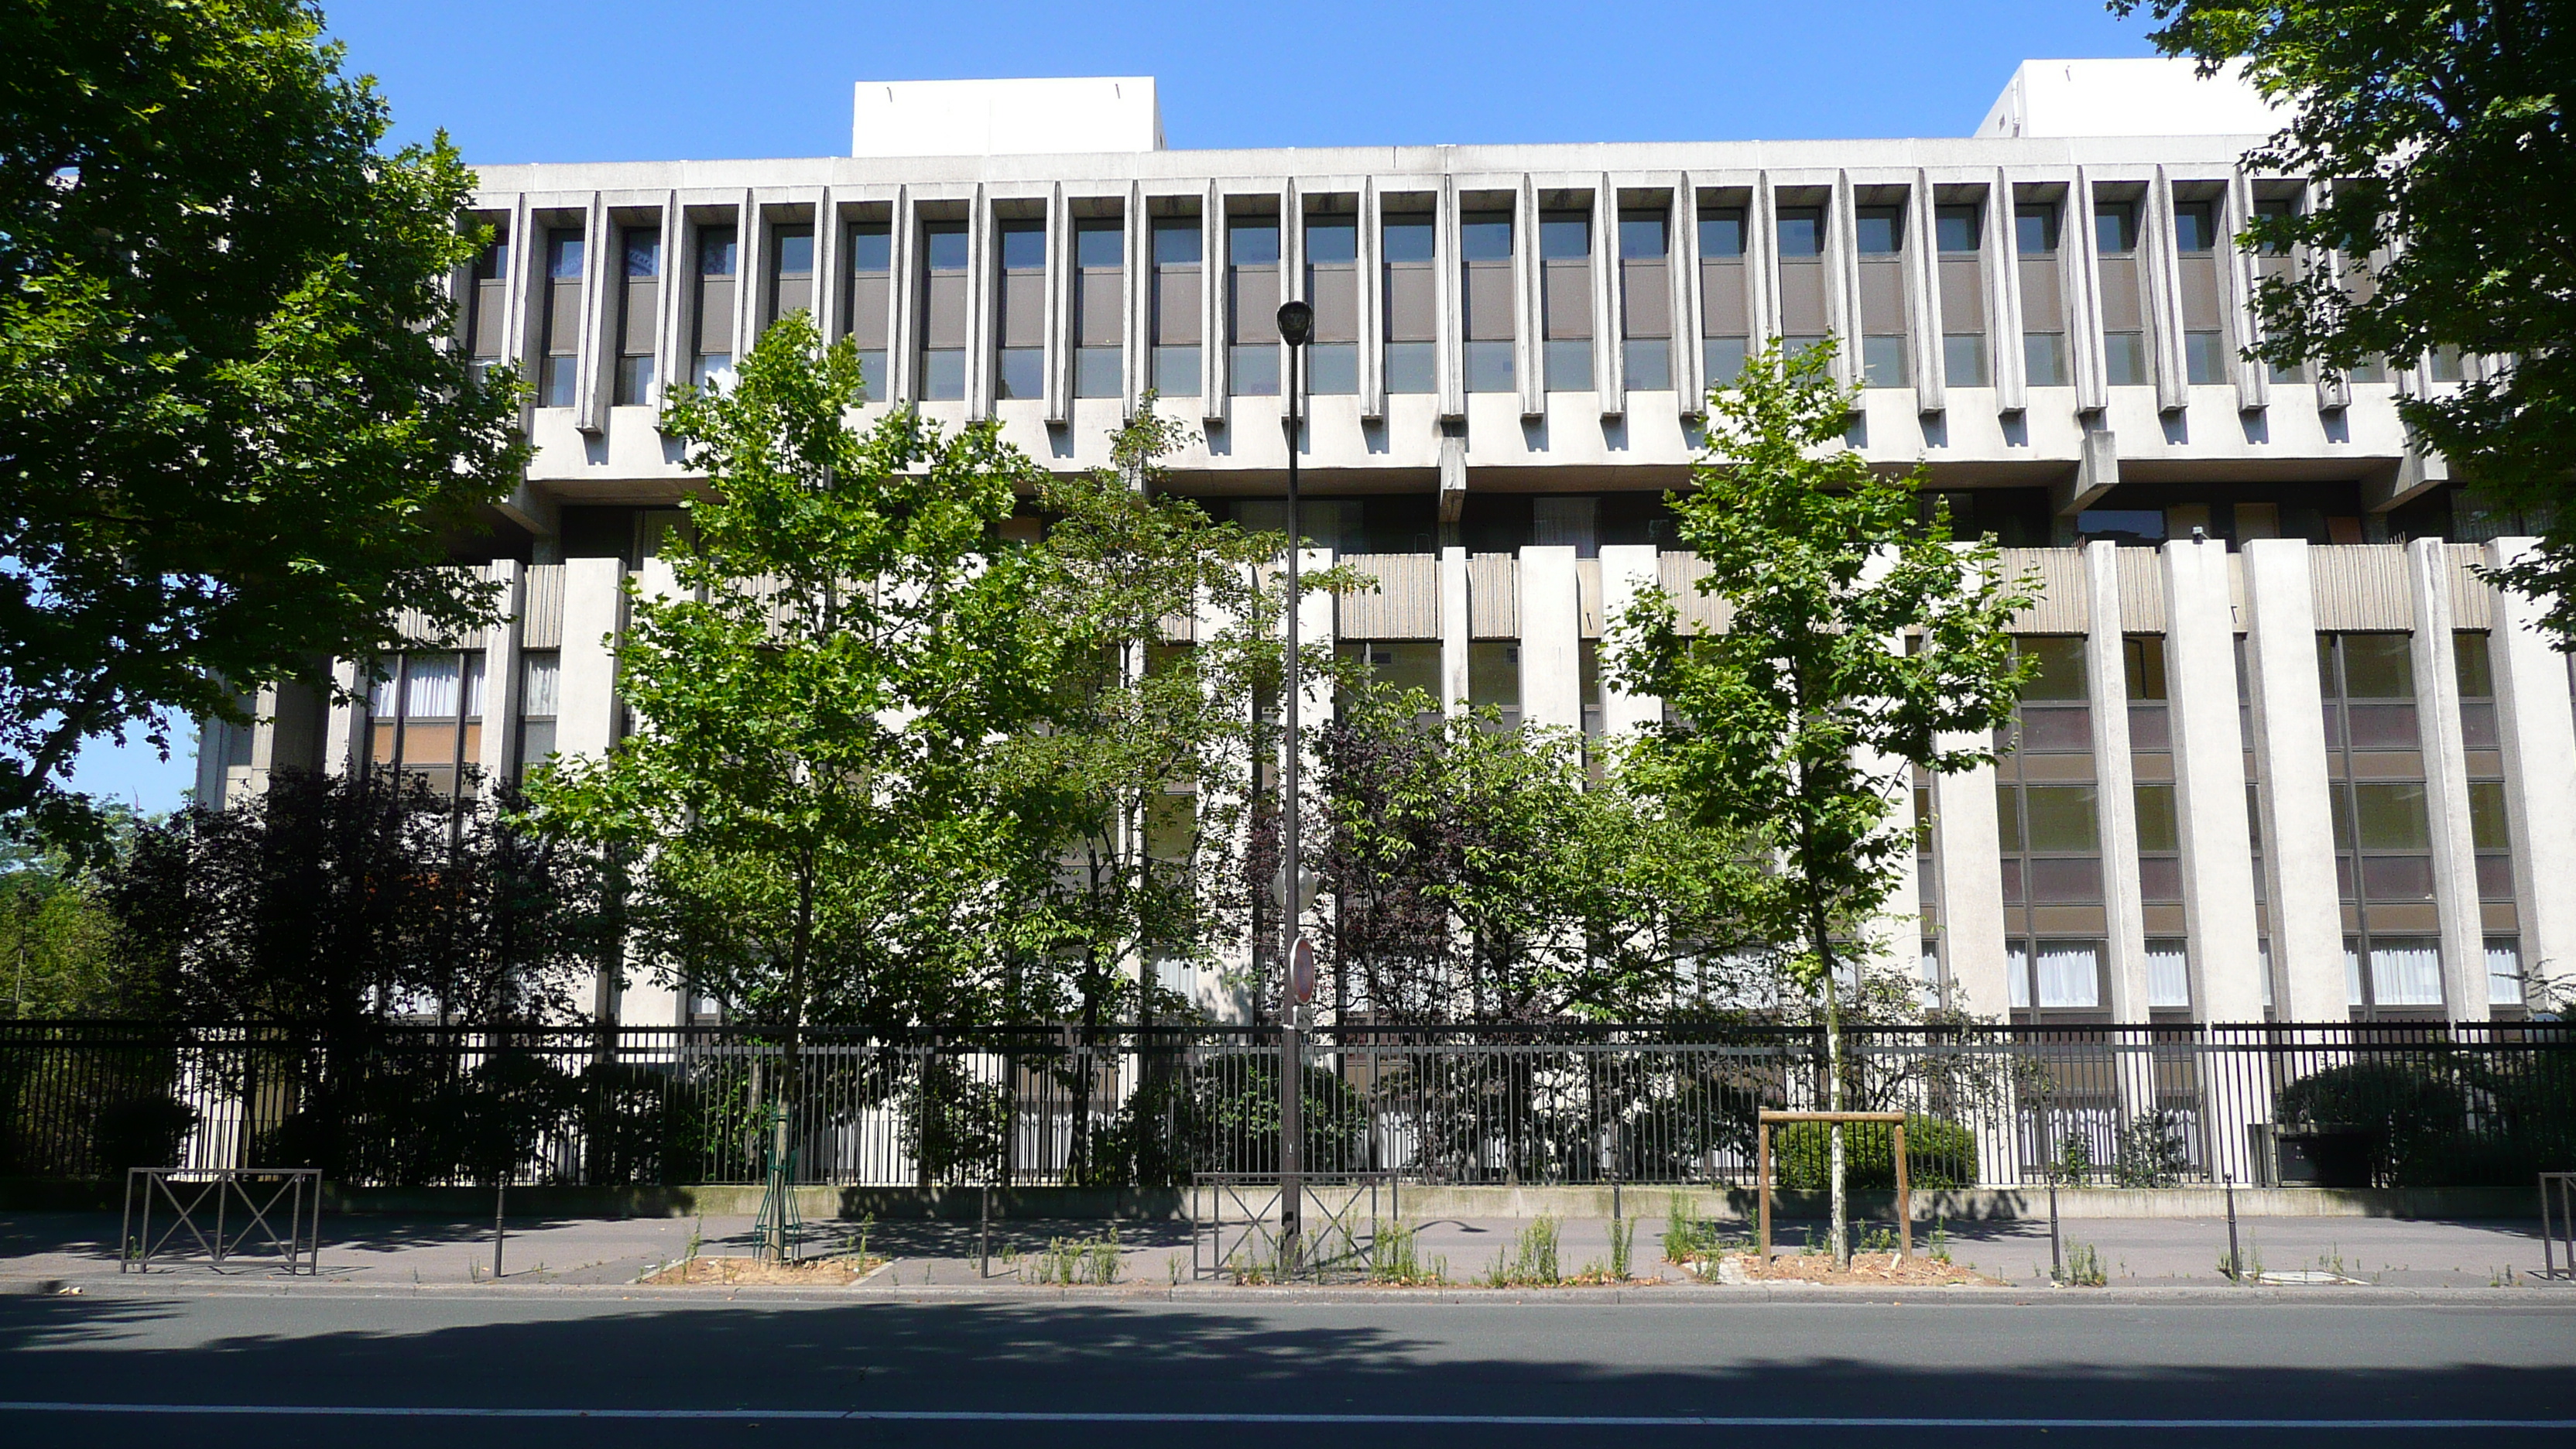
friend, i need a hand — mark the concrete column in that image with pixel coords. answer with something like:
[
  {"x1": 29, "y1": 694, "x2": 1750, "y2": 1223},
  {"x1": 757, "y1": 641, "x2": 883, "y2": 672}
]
[
  {"x1": 1514, "y1": 173, "x2": 1543, "y2": 420},
  {"x1": 1989, "y1": 167, "x2": 2028, "y2": 414},
  {"x1": 245, "y1": 684, "x2": 288, "y2": 800},
  {"x1": 1290, "y1": 547, "x2": 1336, "y2": 931},
  {"x1": 1439, "y1": 545, "x2": 1471, "y2": 717},
  {"x1": 1904, "y1": 170, "x2": 1944, "y2": 416},
  {"x1": 1931, "y1": 758, "x2": 2008, "y2": 1019},
  {"x1": 2083, "y1": 543, "x2": 2149, "y2": 1021},
  {"x1": 2406, "y1": 539, "x2": 2489, "y2": 1021},
  {"x1": 1596, "y1": 544, "x2": 1662, "y2": 737},
  {"x1": 2488, "y1": 538, "x2": 2576, "y2": 1005},
  {"x1": 321, "y1": 659, "x2": 362, "y2": 779},
  {"x1": 192, "y1": 718, "x2": 228, "y2": 807},
  {"x1": 478, "y1": 561, "x2": 524, "y2": 789},
  {"x1": 1190, "y1": 574, "x2": 1256, "y2": 1024},
  {"x1": 554, "y1": 557, "x2": 625, "y2": 763},
  {"x1": 2242, "y1": 540, "x2": 2347, "y2": 1020},
  {"x1": 2162, "y1": 537, "x2": 2263, "y2": 1022},
  {"x1": 1516, "y1": 545, "x2": 1582, "y2": 730}
]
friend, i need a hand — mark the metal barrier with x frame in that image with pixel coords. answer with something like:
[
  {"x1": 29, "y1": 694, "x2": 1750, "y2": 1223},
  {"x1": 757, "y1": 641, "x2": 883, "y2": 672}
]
[
  {"x1": 122, "y1": 1167, "x2": 322, "y2": 1276},
  {"x1": 1190, "y1": 1172, "x2": 1398, "y2": 1282}
]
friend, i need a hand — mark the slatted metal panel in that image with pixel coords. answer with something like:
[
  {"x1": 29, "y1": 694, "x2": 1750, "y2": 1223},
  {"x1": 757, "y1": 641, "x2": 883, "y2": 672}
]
[
  {"x1": 1335, "y1": 553, "x2": 1439, "y2": 639},
  {"x1": 2446, "y1": 543, "x2": 2492, "y2": 629},
  {"x1": 394, "y1": 566, "x2": 494, "y2": 649},
  {"x1": 2309, "y1": 545, "x2": 2410, "y2": 631},
  {"x1": 1468, "y1": 553, "x2": 1518, "y2": 639},
  {"x1": 1577, "y1": 557, "x2": 1602, "y2": 639},
  {"x1": 521, "y1": 564, "x2": 567, "y2": 649},
  {"x1": 2115, "y1": 548, "x2": 2166, "y2": 633},
  {"x1": 2000, "y1": 548, "x2": 2086, "y2": 634},
  {"x1": 1655, "y1": 550, "x2": 1729, "y2": 632}
]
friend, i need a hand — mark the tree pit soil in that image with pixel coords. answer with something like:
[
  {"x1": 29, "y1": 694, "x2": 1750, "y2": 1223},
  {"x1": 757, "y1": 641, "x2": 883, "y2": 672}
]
[
  {"x1": 1711, "y1": 1251, "x2": 2005, "y2": 1287},
  {"x1": 642, "y1": 1255, "x2": 886, "y2": 1286}
]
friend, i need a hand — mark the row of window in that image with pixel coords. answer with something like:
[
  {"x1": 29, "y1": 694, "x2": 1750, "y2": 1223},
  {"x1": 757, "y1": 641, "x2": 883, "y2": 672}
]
[{"x1": 468, "y1": 184, "x2": 2356, "y2": 411}]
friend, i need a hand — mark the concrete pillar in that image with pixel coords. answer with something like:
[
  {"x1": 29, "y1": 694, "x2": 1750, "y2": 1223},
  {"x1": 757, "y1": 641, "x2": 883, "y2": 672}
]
[
  {"x1": 1191, "y1": 573, "x2": 1257, "y2": 1024},
  {"x1": 2162, "y1": 537, "x2": 2263, "y2": 1022},
  {"x1": 478, "y1": 561, "x2": 524, "y2": 790},
  {"x1": 191, "y1": 718, "x2": 228, "y2": 807},
  {"x1": 2488, "y1": 538, "x2": 2576, "y2": 1006},
  {"x1": 2083, "y1": 543, "x2": 2150, "y2": 1022},
  {"x1": 554, "y1": 557, "x2": 626, "y2": 763},
  {"x1": 1290, "y1": 546, "x2": 1337, "y2": 930},
  {"x1": 1931, "y1": 759, "x2": 2009, "y2": 1019},
  {"x1": 1517, "y1": 545, "x2": 1582, "y2": 730},
  {"x1": 2242, "y1": 540, "x2": 2347, "y2": 1021},
  {"x1": 2406, "y1": 539, "x2": 2489, "y2": 1022},
  {"x1": 1440, "y1": 545, "x2": 1471, "y2": 717},
  {"x1": 321, "y1": 659, "x2": 362, "y2": 779},
  {"x1": 1596, "y1": 544, "x2": 1662, "y2": 737}
]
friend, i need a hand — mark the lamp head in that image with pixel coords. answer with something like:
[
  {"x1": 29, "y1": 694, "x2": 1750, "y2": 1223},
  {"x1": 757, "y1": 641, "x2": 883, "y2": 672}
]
[{"x1": 1276, "y1": 300, "x2": 1314, "y2": 347}]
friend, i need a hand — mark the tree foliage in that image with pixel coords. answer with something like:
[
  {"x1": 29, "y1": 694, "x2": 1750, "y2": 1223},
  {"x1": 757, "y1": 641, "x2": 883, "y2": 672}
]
[
  {"x1": 102, "y1": 769, "x2": 606, "y2": 1026},
  {"x1": 2, "y1": 0, "x2": 528, "y2": 849},
  {"x1": 2113, "y1": 0, "x2": 2576, "y2": 637},
  {"x1": 527, "y1": 312, "x2": 1058, "y2": 1039},
  {"x1": 1610, "y1": 341, "x2": 2031, "y2": 1260},
  {"x1": 0, "y1": 810, "x2": 133, "y2": 1017},
  {"x1": 995, "y1": 401, "x2": 1281, "y2": 1033},
  {"x1": 1314, "y1": 685, "x2": 1759, "y2": 1024}
]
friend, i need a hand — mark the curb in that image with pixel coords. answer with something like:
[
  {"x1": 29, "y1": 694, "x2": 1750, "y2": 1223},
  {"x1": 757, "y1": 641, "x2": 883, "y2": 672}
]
[{"x1": 26, "y1": 1273, "x2": 2574, "y2": 1308}]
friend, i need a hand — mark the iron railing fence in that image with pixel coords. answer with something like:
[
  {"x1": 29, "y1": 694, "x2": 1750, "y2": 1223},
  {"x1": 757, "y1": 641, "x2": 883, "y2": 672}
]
[{"x1": 2, "y1": 1021, "x2": 2567, "y2": 1191}]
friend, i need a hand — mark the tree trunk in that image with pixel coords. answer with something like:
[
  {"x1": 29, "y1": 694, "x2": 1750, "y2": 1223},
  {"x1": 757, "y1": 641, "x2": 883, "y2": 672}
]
[
  {"x1": 769, "y1": 848, "x2": 812, "y2": 1263},
  {"x1": 1812, "y1": 898, "x2": 1848, "y2": 1269}
]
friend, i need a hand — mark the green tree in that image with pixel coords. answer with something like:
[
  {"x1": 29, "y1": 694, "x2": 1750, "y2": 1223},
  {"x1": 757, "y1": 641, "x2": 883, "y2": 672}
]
[
  {"x1": 526, "y1": 313, "x2": 1055, "y2": 1252},
  {"x1": 1610, "y1": 342, "x2": 2031, "y2": 1266},
  {"x1": 990, "y1": 403, "x2": 1286, "y2": 1180},
  {"x1": 0, "y1": 814, "x2": 132, "y2": 1017},
  {"x1": 2112, "y1": 0, "x2": 2576, "y2": 638},
  {"x1": 1315, "y1": 686, "x2": 1757, "y2": 1024},
  {"x1": 2, "y1": 0, "x2": 527, "y2": 851}
]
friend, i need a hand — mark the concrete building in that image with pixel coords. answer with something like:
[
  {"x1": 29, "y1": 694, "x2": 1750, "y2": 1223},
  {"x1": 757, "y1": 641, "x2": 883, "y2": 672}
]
[{"x1": 201, "y1": 63, "x2": 2575, "y2": 1028}]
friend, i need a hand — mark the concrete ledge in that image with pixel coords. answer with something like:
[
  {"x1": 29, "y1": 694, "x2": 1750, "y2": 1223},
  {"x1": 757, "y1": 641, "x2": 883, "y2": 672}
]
[{"x1": 0, "y1": 1179, "x2": 2538, "y2": 1222}]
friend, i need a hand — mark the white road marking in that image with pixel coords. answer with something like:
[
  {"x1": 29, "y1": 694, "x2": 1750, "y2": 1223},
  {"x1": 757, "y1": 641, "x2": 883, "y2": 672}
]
[{"x1": 0, "y1": 1404, "x2": 2569, "y2": 1429}]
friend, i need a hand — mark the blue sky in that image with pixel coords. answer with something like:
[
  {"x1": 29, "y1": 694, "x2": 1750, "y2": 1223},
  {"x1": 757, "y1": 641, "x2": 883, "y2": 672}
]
[{"x1": 75, "y1": 0, "x2": 2160, "y2": 816}]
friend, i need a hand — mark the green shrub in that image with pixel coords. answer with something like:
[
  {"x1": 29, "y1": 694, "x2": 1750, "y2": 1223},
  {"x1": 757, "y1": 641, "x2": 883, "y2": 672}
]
[
  {"x1": 2275, "y1": 1055, "x2": 2576, "y2": 1187},
  {"x1": 1773, "y1": 1115, "x2": 1975, "y2": 1190}
]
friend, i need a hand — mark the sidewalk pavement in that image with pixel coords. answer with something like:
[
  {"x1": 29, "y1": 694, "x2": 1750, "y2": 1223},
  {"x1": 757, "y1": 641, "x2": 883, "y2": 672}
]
[{"x1": 4, "y1": 1208, "x2": 2564, "y2": 1293}]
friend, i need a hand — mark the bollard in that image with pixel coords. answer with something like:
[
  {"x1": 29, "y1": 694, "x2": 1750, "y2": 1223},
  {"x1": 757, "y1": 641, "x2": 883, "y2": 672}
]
[
  {"x1": 980, "y1": 1182, "x2": 992, "y2": 1279},
  {"x1": 2048, "y1": 1178, "x2": 2061, "y2": 1283},
  {"x1": 493, "y1": 1180, "x2": 506, "y2": 1283},
  {"x1": 2224, "y1": 1171, "x2": 2242, "y2": 1283}
]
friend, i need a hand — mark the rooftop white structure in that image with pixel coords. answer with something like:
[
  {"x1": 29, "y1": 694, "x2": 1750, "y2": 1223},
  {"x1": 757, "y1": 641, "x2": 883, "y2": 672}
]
[
  {"x1": 852, "y1": 77, "x2": 1163, "y2": 158},
  {"x1": 1976, "y1": 58, "x2": 2291, "y2": 139}
]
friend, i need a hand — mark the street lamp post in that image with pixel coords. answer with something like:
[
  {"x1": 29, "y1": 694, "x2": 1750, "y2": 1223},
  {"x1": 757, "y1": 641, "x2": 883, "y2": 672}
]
[{"x1": 1276, "y1": 299, "x2": 1313, "y2": 1272}]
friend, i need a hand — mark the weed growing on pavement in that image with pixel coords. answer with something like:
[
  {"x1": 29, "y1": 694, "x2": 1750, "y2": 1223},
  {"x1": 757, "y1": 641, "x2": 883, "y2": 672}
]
[
  {"x1": 1928, "y1": 1218, "x2": 1952, "y2": 1264},
  {"x1": 1371, "y1": 1218, "x2": 1429, "y2": 1284},
  {"x1": 1608, "y1": 1218, "x2": 1634, "y2": 1279},
  {"x1": 1482, "y1": 1215, "x2": 1563, "y2": 1286},
  {"x1": 2060, "y1": 1242, "x2": 2107, "y2": 1286},
  {"x1": 1020, "y1": 1228, "x2": 1122, "y2": 1286},
  {"x1": 1663, "y1": 1193, "x2": 1738, "y2": 1265}
]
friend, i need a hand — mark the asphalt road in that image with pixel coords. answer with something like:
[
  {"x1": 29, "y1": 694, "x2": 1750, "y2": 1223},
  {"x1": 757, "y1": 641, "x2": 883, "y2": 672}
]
[{"x1": 2, "y1": 1288, "x2": 2568, "y2": 1448}]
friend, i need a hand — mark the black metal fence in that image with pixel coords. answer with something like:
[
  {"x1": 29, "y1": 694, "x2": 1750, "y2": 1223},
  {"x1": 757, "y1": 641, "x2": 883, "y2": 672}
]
[{"x1": 3, "y1": 1021, "x2": 2568, "y2": 1191}]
